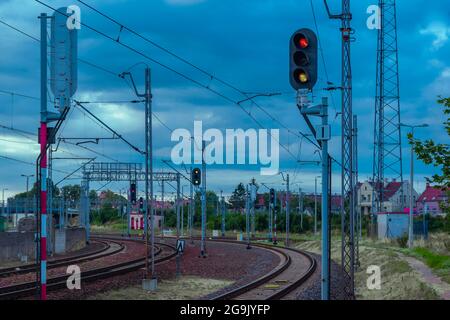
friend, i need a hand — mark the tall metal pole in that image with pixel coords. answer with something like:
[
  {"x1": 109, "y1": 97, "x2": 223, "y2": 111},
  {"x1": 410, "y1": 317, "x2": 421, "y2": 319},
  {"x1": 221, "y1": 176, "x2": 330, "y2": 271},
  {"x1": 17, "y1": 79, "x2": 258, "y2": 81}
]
[
  {"x1": 190, "y1": 167, "x2": 194, "y2": 244},
  {"x1": 38, "y1": 13, "x2": 49, "y2": 300},
  {"x1": 246, "y1": 185, "x2": 251, "y2": 249},
  {"x1": 325, "y1": 0, "x2": 355, "y2": 299},
  {"x1": 200, "y1": 141, "x2": 207, "y2": 257},
  {"x1": 176, "y1": 177, "x2": 181, "y2": 237},
  {"x1": 221, "y1": 190, "x2": 225, "y2": 237},
  {"x1": 299, "y1": 187, "x2": 304, "y2": 230},
  {"x1": 408, "y1": 127, "x2": 415, "y2": 248},
  {"x1": 22, "y1": 175, "x2": 34, "y2": 217},
  {"x1": 161, "y1": 181, "x2": 165, "y2": 238},
  {"x1": 145, "y1": 67, "x2": 156, "y2": 282},
  {"x1": 353, "y1": 115, "x2": 360, "y2": 268},
  {"x1": 321, "y1": 98, "x2": 330, "y2": 300},
  {"x1": 286, "y1": 174, "x2": 290, "y2": 247},
  {"x1": 314, "y1": 176, "x2": 319, "y2": 235},
  {"x1": 269, "y1": 197, "x2": 273, "y2": 241},
  {"x1": 181, "y1": 185, "x2": 185, "y2": 236},
  {"x1": 273, "y1": 191, "x2": 278, "y2": 245}
]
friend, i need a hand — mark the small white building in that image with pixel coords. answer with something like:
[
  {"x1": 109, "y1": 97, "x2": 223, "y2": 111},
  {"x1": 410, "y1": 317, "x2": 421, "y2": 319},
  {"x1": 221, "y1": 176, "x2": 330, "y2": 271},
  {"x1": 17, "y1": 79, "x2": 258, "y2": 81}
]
[
  {"x1": 377, "y1": 212, "x2": 409, "y2": 239},
  {"x1": 357, "y1": 180, "x2": 418, "y2": 215},
  {"x1": 130, "y1": 212, "x2": 164, "y2": 231}
]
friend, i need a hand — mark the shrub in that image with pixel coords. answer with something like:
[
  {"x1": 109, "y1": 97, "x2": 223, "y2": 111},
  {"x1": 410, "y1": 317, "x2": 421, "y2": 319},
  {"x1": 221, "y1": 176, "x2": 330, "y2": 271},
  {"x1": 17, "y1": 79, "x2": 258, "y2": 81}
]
[{"x1": 397, "y1": 233, "x2": 409, "y2": 248}]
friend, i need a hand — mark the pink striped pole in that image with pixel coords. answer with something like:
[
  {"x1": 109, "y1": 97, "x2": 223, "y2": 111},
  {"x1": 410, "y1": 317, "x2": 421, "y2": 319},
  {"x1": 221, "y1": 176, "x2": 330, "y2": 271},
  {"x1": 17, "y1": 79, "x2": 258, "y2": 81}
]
[
  {"x1": 39, "y1": 122, "x2": 47, "y2": 300},
  {"x1": 39, "y1": 12, "x2": 48, "y2": 300}
]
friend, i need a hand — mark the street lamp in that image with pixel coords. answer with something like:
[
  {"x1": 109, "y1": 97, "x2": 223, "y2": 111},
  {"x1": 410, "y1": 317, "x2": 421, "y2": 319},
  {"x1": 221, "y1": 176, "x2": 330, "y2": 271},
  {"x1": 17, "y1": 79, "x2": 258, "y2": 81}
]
[
  {"x1": 21, "y1": 175, "x2": 34, "y2": 217},
  {"x1": 400, "y1": 123, "x2": 429, "y2": 248}
]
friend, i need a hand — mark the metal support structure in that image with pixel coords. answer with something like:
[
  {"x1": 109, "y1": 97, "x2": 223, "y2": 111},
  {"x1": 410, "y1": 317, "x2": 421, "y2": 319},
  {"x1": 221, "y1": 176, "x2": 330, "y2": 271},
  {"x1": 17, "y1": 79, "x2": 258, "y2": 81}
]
[
  {"x1": 38, "y1": 13, "x2": 48, "y2": 300},
  {"x1": 285, "y1": 174, "x2": 290, "y2": 246},
  {"x1": 299, "y1": 96, "x2": 330, "y2": 300},
  {"x1": 273, "y1": 191, "x2": 278, "y2": 245},
  {"x1": 246, "y1": 185, "x2": 251, "y2": 249},
  {"x1": 325, "y1": 0, "x2": 355, "y2": 299},
  {"x1": 176, "y1": 174, "x2": 181, "y2": 238},
  {"x1": 189, "y1": 168, "x2": 194, "y2": 244},
  {"x1": 353, "y1": 115, "x2": 360, "y2": 268},
  {"x1": 200, "y1": 141, "x2": 207, "y2": 257},
  {"x1": 314, "y1": 176, "x2": 318, "y2": 235},
  {"x1": 299, "y1": 188, "x2": 304, "y2": 230},
  {"x1": 372, "y1": 0, "x2": 404, "y2": 230},
  {"x1": 161, "y1": 181, "x2": 165, "y2": 238},
  {"x1": 80, "y1": 179, "x2": 90, "y2": 242},
  {"x1": 221, "y1": 191, "x2": 225, "y2": 237}
]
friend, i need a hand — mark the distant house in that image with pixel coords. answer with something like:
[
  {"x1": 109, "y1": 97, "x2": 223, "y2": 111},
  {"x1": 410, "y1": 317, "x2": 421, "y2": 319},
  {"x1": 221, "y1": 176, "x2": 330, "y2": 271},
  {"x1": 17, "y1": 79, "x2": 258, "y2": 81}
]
[
  {"x1": 357, "y1": 180, "x2": 418, "y2": 215},
  {"x1": 416, "y1": 184, "x2": 449, "y2": 216}
]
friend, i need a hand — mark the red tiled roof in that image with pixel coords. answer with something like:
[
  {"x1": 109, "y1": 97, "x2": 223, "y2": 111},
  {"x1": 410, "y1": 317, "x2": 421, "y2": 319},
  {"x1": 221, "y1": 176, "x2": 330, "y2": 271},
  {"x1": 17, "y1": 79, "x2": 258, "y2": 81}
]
[
  {"x1": 418, "y1": 185, "x2": 448, "y2": 203},
  {"x1": 383, "y1": 182, "x2": 402, "y2": 200}
]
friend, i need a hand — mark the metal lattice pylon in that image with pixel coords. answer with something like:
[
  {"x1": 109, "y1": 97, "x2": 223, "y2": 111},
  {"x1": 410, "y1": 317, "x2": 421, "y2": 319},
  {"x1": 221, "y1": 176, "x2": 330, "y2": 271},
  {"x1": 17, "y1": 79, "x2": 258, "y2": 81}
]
[
  {"x1": 340, "y1": 0, "x2": 355, "y2": 300},
  {"x1": 372, "y1": 0, "x2": 404, "y2": 216},
  {"x1": 325, "y1": 0, "x2": 355, "y2": 300}
]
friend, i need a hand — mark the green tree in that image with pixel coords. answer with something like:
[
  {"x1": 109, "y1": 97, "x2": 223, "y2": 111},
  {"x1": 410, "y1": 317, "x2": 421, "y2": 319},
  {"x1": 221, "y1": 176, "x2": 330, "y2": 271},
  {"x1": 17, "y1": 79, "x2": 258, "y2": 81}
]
[
  {"x1": 229, "y1": 183, "x2": 246, "y2": 211},
  {"x1": 61, "y1": 185, "x2": 81, "y2": 202},
  {"x1": 409, "y1": 97, "x2": 450, "y2": 214}
]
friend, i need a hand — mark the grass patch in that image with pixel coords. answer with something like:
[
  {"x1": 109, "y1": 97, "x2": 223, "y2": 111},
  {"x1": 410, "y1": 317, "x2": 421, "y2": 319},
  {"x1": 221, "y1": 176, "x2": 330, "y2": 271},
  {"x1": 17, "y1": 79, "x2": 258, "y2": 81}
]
[
  {"x1": 412, "y1": 247, "x2": 450, "y2": 270},
  {"x1": 92, "y1": 276, "x2": 232, "y2": 300}
]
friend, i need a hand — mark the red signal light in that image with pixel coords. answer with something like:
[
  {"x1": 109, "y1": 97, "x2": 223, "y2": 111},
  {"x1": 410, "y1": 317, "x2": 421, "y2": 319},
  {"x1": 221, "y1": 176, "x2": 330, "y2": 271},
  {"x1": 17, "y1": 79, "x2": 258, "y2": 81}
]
[{"x1": 299, "y1": 36, "x2": 309, "y2": 49}]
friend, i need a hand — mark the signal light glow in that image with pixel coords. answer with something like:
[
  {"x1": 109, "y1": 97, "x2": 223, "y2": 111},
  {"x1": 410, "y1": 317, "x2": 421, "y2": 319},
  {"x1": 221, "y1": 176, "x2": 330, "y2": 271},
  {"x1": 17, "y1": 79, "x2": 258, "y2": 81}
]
[
  {"x1": 299, "y1": 36, "x2": 308, "y2": 49},
  {"x1": 298, "y1": 72, "x2": 308, "y2": 83}
]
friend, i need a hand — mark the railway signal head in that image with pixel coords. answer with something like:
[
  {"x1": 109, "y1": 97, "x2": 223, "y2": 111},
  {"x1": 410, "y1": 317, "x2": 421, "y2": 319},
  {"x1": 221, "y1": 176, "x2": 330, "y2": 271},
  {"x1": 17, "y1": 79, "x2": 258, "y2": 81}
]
[
  {"x1": 130, "y1": 183, "x2": 137, "y2": 204},
  {"x1": 289, "y1": 28, "x2": 318, "y2": 91},
  {"x1": 139, "y1": 197, "x2": 144, "y2": 211},
  {"x1": 270, "y1": 189, "x2": 275, "y2": 205},
  {"x1": 192, "y1": 168, "x2": 201, "y2": 186}
]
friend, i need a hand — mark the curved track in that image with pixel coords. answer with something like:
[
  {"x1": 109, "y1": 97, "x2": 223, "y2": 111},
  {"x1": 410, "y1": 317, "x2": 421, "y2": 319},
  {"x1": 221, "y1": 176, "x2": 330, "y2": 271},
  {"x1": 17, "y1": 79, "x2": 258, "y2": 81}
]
[
  {"x1": 211, "y1": 244, "x2": 316, "y2": 300},
  {"x1": 0, "y1": 238, "x2": 177, "y2": 300},
  {"x1": 0, "y1": 240, "x2": 124, "y2": 278}
]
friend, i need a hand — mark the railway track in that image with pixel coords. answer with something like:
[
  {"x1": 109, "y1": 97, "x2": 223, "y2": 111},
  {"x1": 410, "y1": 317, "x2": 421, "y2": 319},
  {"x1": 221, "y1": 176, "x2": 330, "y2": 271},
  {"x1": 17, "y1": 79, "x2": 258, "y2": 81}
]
[
  {"x1": 93, "y1": 234, "x2": 317, "y2": 300},
  {"x1": 211, "y1": 244, "x2": 317, "y2": 300},
  {"x1": 0, "y1": 238, "x2": 177, "y2": 300},
  {"x1": 0, "y1": 240, "x2": 124, "y2": 278}
]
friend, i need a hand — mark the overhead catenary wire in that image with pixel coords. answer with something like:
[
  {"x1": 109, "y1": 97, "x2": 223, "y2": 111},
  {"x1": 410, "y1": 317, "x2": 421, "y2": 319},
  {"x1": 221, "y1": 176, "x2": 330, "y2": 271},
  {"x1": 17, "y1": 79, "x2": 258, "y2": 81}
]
[
  {"x1": 74, "y1": 100, "x2": 145, "y2": 155},
  {"x1": 75, "y1": 0, "x2": 326, "y2": 153},
  {"x1": 33, "y1": 0, "x2": 312, "y2": 163}
]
